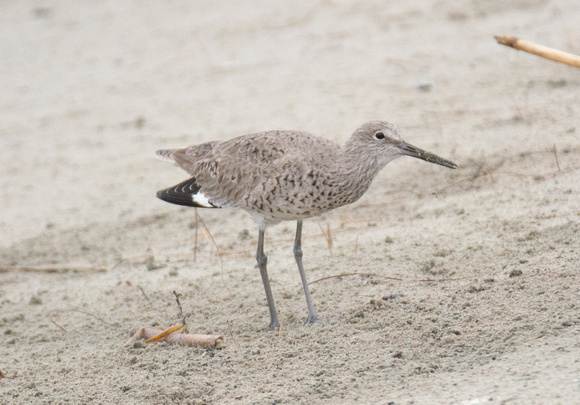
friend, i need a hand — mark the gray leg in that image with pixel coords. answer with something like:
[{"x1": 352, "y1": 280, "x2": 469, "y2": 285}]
[
  {"x1": 294, "y1": 220, "x2": 323, "y2": 326},
  {"x1": 256, "y1": 227, "x2": 280, "y2": 330}
]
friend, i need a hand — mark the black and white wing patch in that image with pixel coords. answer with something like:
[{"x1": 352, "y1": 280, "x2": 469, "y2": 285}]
[{"x1": 156, "y1": 177, "x2": 217, "y2": 208}]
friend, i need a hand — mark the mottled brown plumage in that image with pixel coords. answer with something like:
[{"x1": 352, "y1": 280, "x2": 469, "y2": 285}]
[{"x1": 156, "y1": 121, "x2": 457, "y2": 329}]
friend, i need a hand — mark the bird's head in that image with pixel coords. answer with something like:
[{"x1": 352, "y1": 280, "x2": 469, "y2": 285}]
[{"x1": 346, "y1": 121, "x2": 457, "y2": 170}]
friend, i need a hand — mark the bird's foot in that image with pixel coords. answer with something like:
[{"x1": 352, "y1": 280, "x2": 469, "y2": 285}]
[
  {"x1": 269, "y1": 319, "x2": 281, "y2": 330},
  {"x1": 305, "y1": 313, "x2": 323, "y2": 327}
]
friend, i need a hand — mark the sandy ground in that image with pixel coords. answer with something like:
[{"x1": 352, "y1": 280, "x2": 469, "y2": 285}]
[{"x1": 1, "y1": 1, "x2": 579, "y2": 404}]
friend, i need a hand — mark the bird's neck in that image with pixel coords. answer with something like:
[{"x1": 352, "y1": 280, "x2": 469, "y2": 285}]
[{"x1": 325, "y1": 146, "x2": 387, "y2": 206}]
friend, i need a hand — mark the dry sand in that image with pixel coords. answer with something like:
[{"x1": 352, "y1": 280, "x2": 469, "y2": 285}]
[{"x1": 1, "y1": 1, "x2": 579, "y2": 404}]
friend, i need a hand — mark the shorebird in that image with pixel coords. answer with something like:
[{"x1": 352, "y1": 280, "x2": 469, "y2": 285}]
[{"x1": 156, "y1": 121, "x2": 457, "y2": 329}]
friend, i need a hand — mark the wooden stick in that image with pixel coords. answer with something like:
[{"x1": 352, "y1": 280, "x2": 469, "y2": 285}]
[
  {"x1": 494, "y1": 35, "x2": 580, "y2": 68},
  {"x1": 144, "y1": 324, "x2": 184, "y2": 343},
  {"x1": 126, "y1": 326, "x2": 225, "y2": 349}
]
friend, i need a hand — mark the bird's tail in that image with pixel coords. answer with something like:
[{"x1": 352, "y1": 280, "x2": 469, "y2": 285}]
[
  {"x1": 155, "y1": 149, "x2": 176, "y2": 163},
  {"x1": 156, "y1": 177, "x2": 216, "y2": 208}
]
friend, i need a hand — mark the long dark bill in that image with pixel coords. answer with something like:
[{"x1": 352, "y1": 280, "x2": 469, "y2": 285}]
[{"x1": 397, "y1": 141, "x2": 457, "y2": 169}]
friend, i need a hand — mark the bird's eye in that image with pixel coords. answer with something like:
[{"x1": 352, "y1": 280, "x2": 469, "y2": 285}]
[{"x1": 374, "y1": 131, "x2": 385, "y2": 140}]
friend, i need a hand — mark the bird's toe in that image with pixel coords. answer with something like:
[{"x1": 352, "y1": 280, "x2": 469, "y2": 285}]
[{"x1": 305, "y1": 314, "x2": 323, "y2": 327}]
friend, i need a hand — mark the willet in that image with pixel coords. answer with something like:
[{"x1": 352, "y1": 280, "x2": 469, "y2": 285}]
[{"x1": 156, "y1": 121, "x2": 457, "y2": 329}]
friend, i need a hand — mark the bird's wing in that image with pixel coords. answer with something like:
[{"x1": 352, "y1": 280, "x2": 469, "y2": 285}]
[{"x1": 170, "y1": 131, "x2": 338, "y2": 210}]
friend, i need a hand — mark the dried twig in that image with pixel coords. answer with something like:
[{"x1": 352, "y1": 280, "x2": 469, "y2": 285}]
[
  {"x1": 225, "y1": 319, "x2": 238, "y2": 347},
  {"x1": 495, "y1": 35, "x2": 580, "y2": 68},
  {"x1": 49, "y1": 314, "x2": 67, "y2": 332},
  {"x1": 173, "y1": 290, "x2": 186, "y2": 326},
  {"x1": 308, "y1": 272, "x2": 476, "y2": 286},
  {"x1": 193, "y1": 208, "x2": 199, "y2": 262},
  {"x1": 327, "y1": 223, "x2": 333, "y2": 253},
  {"x1": 68, "y1": 309, "x2": 112, "y2": 325},
  {"x1": 50, "y1": 309, "x2": 112, "y2": 326},
  {"x1": 111, "y1": 255, "x2": 154, "y2": 270},
  {"x1": 0, "y1": 266, "x2": 106, "y2": 274},
  {"x1": 196, "y1": 213, "x2": 232, "y2": 295},
  {"x1": 137, "y1": 285, "x2": 150, "y2": 301},
  {"x1": 309, "y1": 272, "x2": 403, "y2": 285},
  {"x1": 553, "y1": 144, "x2": 561, "y2": 172},
  {"x1": 435, "y1": 159, "x2": 577, "y2": 195},
  {"x1": 277, "y1": 311, "x2": 283, "y2": 340},
  {"x1": 316, "y1": 221, "x2": 334, "y2": 256}
]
